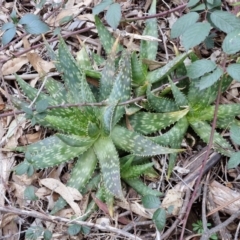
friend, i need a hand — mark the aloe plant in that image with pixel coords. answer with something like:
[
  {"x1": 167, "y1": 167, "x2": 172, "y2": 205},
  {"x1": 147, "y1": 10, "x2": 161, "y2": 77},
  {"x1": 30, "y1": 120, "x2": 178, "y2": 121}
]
[
  {"x1": 128, "y1": 72, "x2": 240, "y2": 177},
  {"x1": 13, "y1": 0, "x2": 190, "y2": 215},
  {"x1": 14, "y1": 32, "x2": 185, "y2": 209}
]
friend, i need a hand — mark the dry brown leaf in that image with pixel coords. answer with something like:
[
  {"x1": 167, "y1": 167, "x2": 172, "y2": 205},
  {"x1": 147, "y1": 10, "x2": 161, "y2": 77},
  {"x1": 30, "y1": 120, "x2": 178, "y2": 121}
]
[
  {"x1": 9, "y1": 182, "x2": 26, "y2": 207},
  {"x1": 40, "y1": 178, "x2": 82, "y2": 215},
  {"x1": 23, "y1": 37, "x2": 55, "y2": 76},
  {"x1": 1, "y1": 213, "x2": 19, "y2": 240},
  {"x1": 56, "y1": 208, "x2": 75, "y2": 219},
  {"x1": 12, "y1": 173, "x2": 38, "y2": 186},
  {"x1": 116, "y1": 200, "x2": 152, "y2": 219},
  {"x1": 3, "y1": 115, "x2": 26, "y2": 146},
  {"x1": 5, "y1": 120, "x2": 25, "y2": 149},
  {"x1": 2, "y1": 56, "x2": 29, "y2": 75},
  {"x1": 35, "y1": 187, "x2": 52, "y2": 199},
  {"x1": 161, "y1": 189, "x2": 184, "y2": 215},
  {"x1": 47, "y1": 3, "x2": 83, "y2": 26},
  {"x1": 0, "y1": 94, "x2": 5, "y2": 111},
  {"x1": 77, "y1": 14, "x2": 95, "y2": 22},
  {"x1": 0, "y1": 152, "x2": 14, "y2": 206},
  {"x1": 19, "y1": 132, "x2": 41, "y2": 145}
]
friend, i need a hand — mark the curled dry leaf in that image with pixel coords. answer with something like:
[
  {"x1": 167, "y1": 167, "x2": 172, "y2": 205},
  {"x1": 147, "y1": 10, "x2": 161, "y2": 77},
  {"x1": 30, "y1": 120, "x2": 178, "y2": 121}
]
[
  {"x1": 26, "y1": 53, "x2": 55, "y2": 76},
  {"x1": 161, "y1": 189, "x2": 184, "y2": 215},
  {"x1": 12, "y1": 172, "x2": 38, "y2": 186},
  {"x1": 47, "y1": 3, "x2": 83, "y2": 26},
  {"x1": 1, "y1": 213, "x2": 19, "y2": 240},
  {"x1": 9, "y1": 182, "x2": 26, "y2": 207},
  {"x1": 35, "y1": 187, "x2": 52, "y2": 199},
  {"x1": 19, "y1": 132, "x2": 41, "y2": 145},
  {"x1": 116, "y1": 200, "x2": 152, "y2": 219},
  {"x1": 96, "y1": 217, "x2": 111, "y2": 228},
  {"x1": 2, "y1": 56, "x2": 29, "y2": 75},
  {"x1": 40, "y1": 178, "x2": 82, "y2": 215},
  {"x1": 23, "y1": 37, "x2": 55, "y2": 76}
]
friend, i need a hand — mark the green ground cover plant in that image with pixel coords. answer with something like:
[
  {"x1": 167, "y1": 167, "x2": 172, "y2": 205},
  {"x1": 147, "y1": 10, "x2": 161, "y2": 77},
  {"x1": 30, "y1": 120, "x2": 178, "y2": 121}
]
[{"x1": 5, "y1": 0, "x2": 240, "y2": 238}]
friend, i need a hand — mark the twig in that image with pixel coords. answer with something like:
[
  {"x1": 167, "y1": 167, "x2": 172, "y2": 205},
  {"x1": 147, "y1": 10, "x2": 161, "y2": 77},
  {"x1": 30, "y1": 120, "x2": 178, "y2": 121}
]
[
  {"x1": 234, "y1": 221, "x2": 240, "y2": 240},
  {"x1": 122, "y1": 4, "x2": 187, "y2": 22},
  {"x1": 122, "y1": 220, "x2": 153, "y2": 232},
  {"x1": 201, "y1": 210, "x2": 240, "y2": 240},
  {"x1": 0, "y1": 83, "x2": 174, "y2": 119},
  {"x1": 208, "y1": 191, "x2": 231, "y2": 239},
  {"x1": 0, "y1": 206, "x2": 142, "y2": 240},
  {"x1": 0, "y1": 26, "x2": 95, "y2": 65},
  {"x1": 202, "y1": 175, "x2": 210, "y2": 236}
]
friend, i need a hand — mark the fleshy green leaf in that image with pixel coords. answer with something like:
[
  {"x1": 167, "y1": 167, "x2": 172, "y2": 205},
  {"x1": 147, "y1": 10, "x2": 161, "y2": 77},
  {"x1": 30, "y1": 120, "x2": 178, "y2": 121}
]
[
  {"x1": 190, "y1": 120, "x2": 233, "y2": 157},
  {"x1": 227, "y1": 63, "x2": 240, "y2": 82},
  {"x1": 45, "y1": 114, "x2": 89, "y2": 136},
  {"x1": 129, "y1": 108, "x2": 188, "y2": 134},
  {"x1": 92, "y1": 0, "x2": 113, "y2": 15},
  {"x1": 140, "y1": 0, "x2": 158, "y2": 61},
  {"x1": 222, "y1": 29, "x2": 240, "y2": 54},
  {"x1": 56, "y1": 134, "x2": 95, "y2": 147},
  {"x1": 2, "y1": 26, "x2": 16, "y2": 45},
  {"x1": 147, "y1": 53, "x2": 188, "y2": 84},
  {"x1": 131, "y1": 52, "x2": 146, "y2": 85},
  {"x1": 36, "y1": 99, "x2": 49, "y2": 113},
  {"x1": 24, "y1": 185, "x2": 38, "y2": 200},
  {"x1": 23, "y1": 20, "x2": 49, "y2": 34},
  {"x1": 101, "y1": 102, "x2": 118, "y2": 136},
  {"x1": 2, "y1": 22, "x2": 15, "y2": 31},
  {"x1": 15, "y1": 75, "x2": 55, "y2": 105},
  {"x1": 106, "y1": 3, "x2": 121, "y2": 29},
  {"x1": 94, "y1": 137, "x2": 122, "y2": 198},
  {"x1": 187, "y1": 0, "x2": 200, "y2": 7},
  {"x1": 230, "y1": 124, "x2": 240, "y2": 145},
  {"x1": 104, "y1": 188, "x2": 115, "y2": 216},
  {"x1": 19, "y1": 13, "x2": 40, "y2": 24},
  {"x1": 187, "y1": 59, "x2": 216, "y2": 79},
  {"x1": 153, "y1": 208, "x2": 166, "y2": 231},
  {"x1": 150, "y1": 116, "x2": 189, "y2": 146},
  {"x1": 99, "y1": 47, "x2": 117, "y2": 101},
  {"x1": 45, "y1": 77, "x2": 68, "y2": 104},
  {"x1": 68, "y1": 224, "x2": 81, "y2": 236},
  {"x1": 228, "y1": 152, "x2": 240, "y2": 169},
  {"x1": 25, "y1": 226, "x2": 43, "y2": 240},
  {"x1": 124, "y1": 178, "x2": 162, "y2": 196},
  {"x1": 197, "y1": 67, "x2": 223, "y2": 90},
  {"x1": 147, "y1": 86, "x2": 178, "y2": 113},
  {"x1": 43, "y1": 230, "x2": 52, "y2": 240},
  {"x1": 190, "y1": 3, "x2": 205, "y2": 11},
  {"x1": 14, "y1": 161, "x2": 31, "y2": 175},
  {"x1": 181, "y1": 22, "x2": 211, "y2": 50},
  {"x1": 171, "y1": 12, "x2": 199, "y2": 38},
  {"x1": 24, "y1": 136, "x2": 91, "y2": 169},
  {"x1": 94, "y1": 15, "x2": 123, "y2": 54},
  {"x1": 121, "y1": 162, "x2": 154, "y2": 179},
  {"x1": 111, "y1": 125, "x2": 182, "y2": 156},
  {"x1": 57, "y1": 38, "x2": 83, "y2": 103},
  {"x1": 187, "y1": 74, "x2": 232, "y2": 110},
  {"x1": 76, "y1": 46, "x2": 92, "y2": 70},
  {"x1": 51, "y1": 149, "x2": 98, "y2": 214},
  {"x1": 108, "y1": 52, "x2": 132, "y2": 125},
  {"x1": 169, "y1": 77, "x2": 188, "y2": 107},
  {"x1": 67, "y1": 149, "x2": 98, "y2": 190},
  {"x1": 142, "y1": 195, "x2": 161, "y2": 209},
  {"x1": 210, "y1": 10, "x2": 240, "y2": 34},
  {"x1": 192, "y1": 104, "x2": 240, "y2": 122}
]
